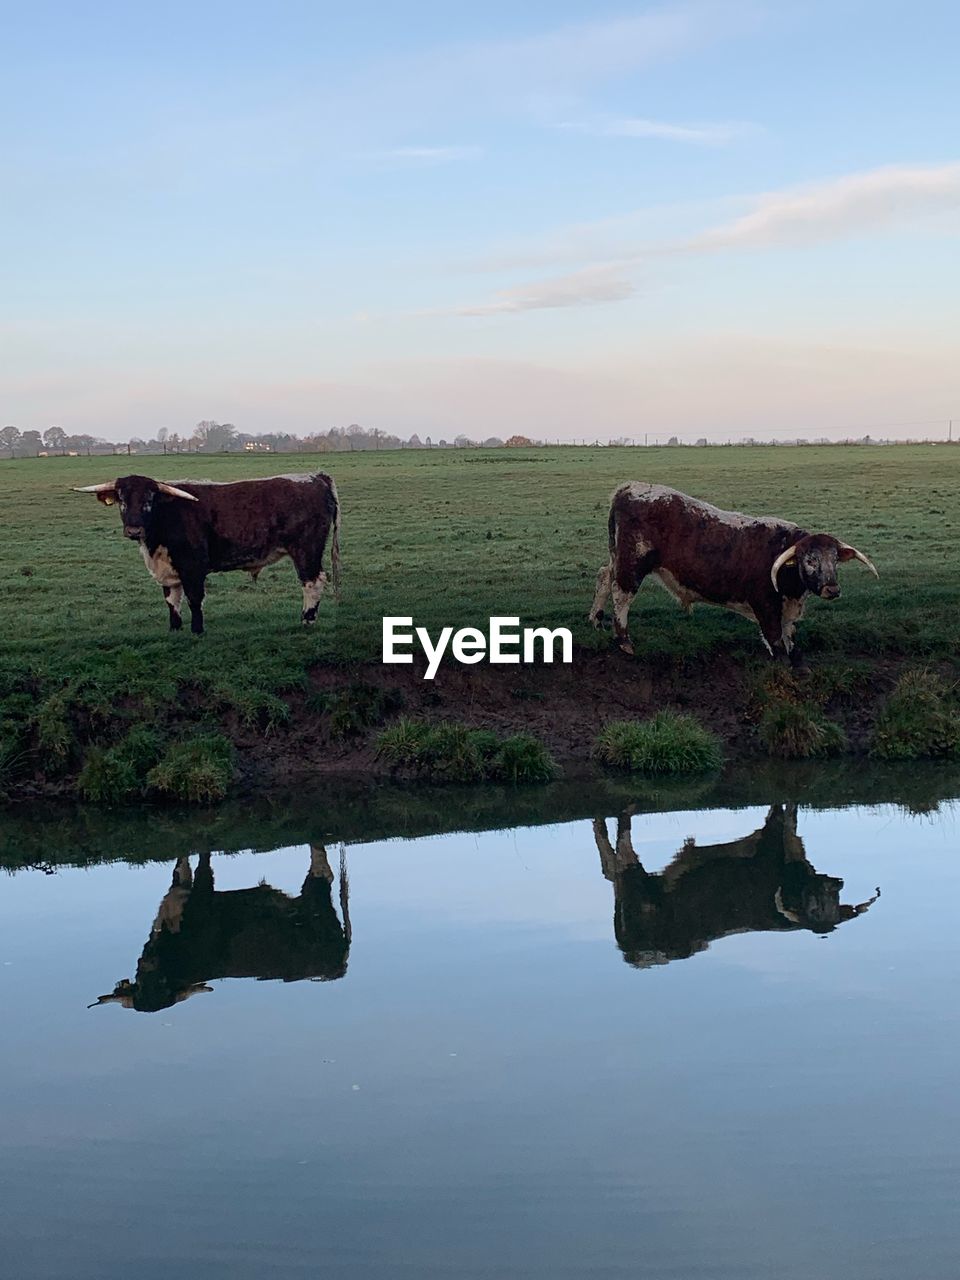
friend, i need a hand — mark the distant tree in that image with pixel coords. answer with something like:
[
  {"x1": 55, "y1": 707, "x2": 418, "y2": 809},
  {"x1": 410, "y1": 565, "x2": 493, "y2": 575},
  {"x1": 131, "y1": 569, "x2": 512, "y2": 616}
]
[
  {"x1": 194, "y1": 420, "x2": 238, "y2": 452},
  {"x1": 667, "y1": 436, "x2": 680, "y2": 447},
  {"x1": 21, "y1": 429, "x2": 42, "y2": 455},
  {"x1": 504, "y1": 434, "x2": 535, "y2": 447},
  {"x1": 43, "y1": 426, "x2": 67, "y2": 452},
  {"x1": 1, "y1": 425, "x2": 22, "y2": 457},
  {"x1": 408, "y1": 433, "x2": 423, "y2": 448},
  {"x1": 695, "y1": 437, "x2": 708, "y2": 447},
  {"x1": 482, "y1": 437, "x2": 504, "y2": 448},
  {"x1": 454, "y1": 434, "x2": 475, "y2": 448}
]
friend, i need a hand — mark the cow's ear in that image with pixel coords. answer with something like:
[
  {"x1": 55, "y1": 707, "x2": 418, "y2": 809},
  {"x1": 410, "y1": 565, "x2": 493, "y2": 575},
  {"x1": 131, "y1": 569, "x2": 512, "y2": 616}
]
[{"x1": 97, "y1": 490, "x2": 118, "y2": 506}]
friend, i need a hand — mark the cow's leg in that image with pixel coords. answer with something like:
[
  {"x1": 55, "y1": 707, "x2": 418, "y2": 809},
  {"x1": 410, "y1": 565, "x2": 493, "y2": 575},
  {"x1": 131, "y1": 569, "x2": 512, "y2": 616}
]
[
  {"x1": 589, "y1": 562, "x2": 613, "y2": 628},
  {"x1": 299, "y1": 571, "x2": 328, "y2": 624},
  {"x1": 163, "y1": 583, "x2": 183, "y2": 631},
  {"x1": 612, "y1": 550, "x2": 656, "y2": 656},
  {"x1": 171, "y1": 855, "x2": 192, "y2": 888},
  {"x1": 291, "y1": 547, "x2": 328, "y2": 624},
  {"x1": 308, "y1": 842, "x2": 335, "y2": 883},
  {"x1": 754, "y1": 597, "x2": 790, "y2": 662},
  {"x1": 181, "y1": 573, "x2": 206, "y2": 635}
]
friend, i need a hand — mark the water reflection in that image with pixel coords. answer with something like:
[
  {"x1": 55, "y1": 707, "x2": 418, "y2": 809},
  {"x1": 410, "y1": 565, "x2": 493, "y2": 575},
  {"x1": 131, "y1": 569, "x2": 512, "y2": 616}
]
[
  {"x1": 91, "y1": 843, "x2": 350, "y2": 1012},
  {"x1": 86, "y1": 802, "x2": 887, "y2": 1012},
  {"x1": 595, "y1": 803, "x2": 880, "y2": 968}
]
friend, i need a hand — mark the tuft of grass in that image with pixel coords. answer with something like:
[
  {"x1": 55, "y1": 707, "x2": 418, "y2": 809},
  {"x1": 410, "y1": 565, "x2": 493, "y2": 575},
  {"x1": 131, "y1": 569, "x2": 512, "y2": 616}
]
[
  {"x1": 376, "y1": 718, "x2": 557, "y2": 784},
  {"x1": 489, "y1": 733, "x2": 559, "y2": 783},
  {"x1": 870, "y1": 670, "x2": 960, "y2": 760},
  {"x1": 759, "y1": 700, "x2": 847, "y2": 759},
  {"x1": 317, "y1": 682, "x2": 405, "y2": 737},
  {"x1": 146, "y1": 733, "x2": 235, "y2": 803},
  {"x1": 594, "y1": 712, "x2": 723, "y2": 775},
  {"x1": 76, "y1": 726, "x2": 164, "y2": 803}
]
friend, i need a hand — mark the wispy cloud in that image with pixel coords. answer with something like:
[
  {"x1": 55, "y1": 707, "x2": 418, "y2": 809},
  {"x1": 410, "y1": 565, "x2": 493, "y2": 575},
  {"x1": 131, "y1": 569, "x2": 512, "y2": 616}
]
[
  {"x1": 557, "y1": 114, "x2": 753, "y2": 145},
  {"x1": 380, "y1": 144, "x2": 481, "y2": 165},
  {"x1": 434, "y1": 265, "x2": 638, "y2": 317},
  {"x1": 690, "y1": 162, "x2": 960, "y2": 249},
  {"x1": 438, "y1": 162, "x2": 960, "y2": 314}
]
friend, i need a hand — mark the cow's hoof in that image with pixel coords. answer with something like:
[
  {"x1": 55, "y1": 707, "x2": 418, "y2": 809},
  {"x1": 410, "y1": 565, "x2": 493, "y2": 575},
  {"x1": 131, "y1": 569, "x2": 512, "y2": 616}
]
[
  {"x1": 301, "y1": 610, "x2": 318, "y2": 625},
  {"x1": 618, "y1": 640, "x2": 635, "y2": 657},
  {"x1": 589, "y1": 611, "x2": 609, "y2": 631}
]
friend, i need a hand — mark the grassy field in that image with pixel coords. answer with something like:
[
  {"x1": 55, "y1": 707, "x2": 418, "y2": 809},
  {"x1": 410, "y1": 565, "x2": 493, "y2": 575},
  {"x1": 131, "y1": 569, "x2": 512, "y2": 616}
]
[{"x1": 1, "y1": 444, "x2": 957, "y2": 796}]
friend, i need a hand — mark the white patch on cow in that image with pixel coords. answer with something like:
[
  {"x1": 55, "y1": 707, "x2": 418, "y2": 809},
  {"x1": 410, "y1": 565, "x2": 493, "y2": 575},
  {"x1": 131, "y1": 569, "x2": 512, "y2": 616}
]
[
  {"x1": 166, "y1": 583, "x2": 183, "y2": 616},
  {"x1": 302, "y1": 571, "x2": 328, "y2": 614},
  {"x1": 179, "y1": 473, "x2": 319, "y2": 487},
  {"x1": 618, "y1": 481, "x2": 798, "y2": 536},
  {"x1": 780, "y1": 596, "x2": 807, "y2": 654},
  {"x1": 139, "y1": 543, "x2": 181, "y2": 588}
]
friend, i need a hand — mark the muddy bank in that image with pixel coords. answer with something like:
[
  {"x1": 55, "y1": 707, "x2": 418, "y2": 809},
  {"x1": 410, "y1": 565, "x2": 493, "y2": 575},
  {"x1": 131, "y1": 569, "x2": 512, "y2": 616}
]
[
  {"x1": 233, "y1": 648, "x2": 941, "y2": 788},
  {"x1": 4, "y1": 646, "x2": 957, "y2": 806}
]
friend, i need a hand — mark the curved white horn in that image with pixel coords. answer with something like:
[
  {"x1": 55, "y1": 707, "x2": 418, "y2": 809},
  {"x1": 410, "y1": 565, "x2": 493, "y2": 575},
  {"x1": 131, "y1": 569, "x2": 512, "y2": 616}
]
[
  {"x1": 73, "y1": 482, "x2": 117, "y2": 493},
  {"x1": 839, "y1": 544, "x2": 879, "y2": 578},
  {"x1": 770, "y1": 545, "x2": 798, "y2": 591},
  {"x1": 774, "y1": 888, "x2": 802, "y2": 924},
  {"x1": 157, "y1": 482, "x2": 199, "y2": 501}
]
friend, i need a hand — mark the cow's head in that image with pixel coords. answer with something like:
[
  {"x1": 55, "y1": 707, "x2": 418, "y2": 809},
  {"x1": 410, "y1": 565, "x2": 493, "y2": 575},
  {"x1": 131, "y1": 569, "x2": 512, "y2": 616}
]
[
  {"x1": 771, "y1": 533, "x2": 878, "y2": 599},
  {"x1": 775, "y1": 880, "x2": 880, "y2": 934},
  {"x1": 74, "y1": 475, "x2": 198, "y2": 541}
]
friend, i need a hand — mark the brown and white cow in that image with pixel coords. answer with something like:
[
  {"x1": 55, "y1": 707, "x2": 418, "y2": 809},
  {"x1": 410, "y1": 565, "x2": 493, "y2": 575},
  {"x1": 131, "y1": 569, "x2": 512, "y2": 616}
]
[
  {"x1": 90, "y1": 844, "x2": 350, "y2": 1013},
  {"x1": 594, "y1": 803, "x2": 879, "y2": 968},
  {"x1": 589, "y1": 481, "x2": 877, "y2": 660},
  {"x1": 75, "y1": 472, "x2": 340, "y2": 633}
]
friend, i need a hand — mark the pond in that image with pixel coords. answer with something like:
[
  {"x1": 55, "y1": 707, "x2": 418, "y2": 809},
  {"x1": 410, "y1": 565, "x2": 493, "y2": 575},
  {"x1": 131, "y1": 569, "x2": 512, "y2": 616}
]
[{"x1": 1, "y1": 767, "x2": 958, "y2": 1279}]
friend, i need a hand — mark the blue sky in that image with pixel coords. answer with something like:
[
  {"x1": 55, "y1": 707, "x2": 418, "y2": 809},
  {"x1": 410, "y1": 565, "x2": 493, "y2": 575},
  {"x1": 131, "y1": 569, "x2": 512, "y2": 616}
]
[{"x1": 2, "y1": 1, "x2": 958, "y2": 441}]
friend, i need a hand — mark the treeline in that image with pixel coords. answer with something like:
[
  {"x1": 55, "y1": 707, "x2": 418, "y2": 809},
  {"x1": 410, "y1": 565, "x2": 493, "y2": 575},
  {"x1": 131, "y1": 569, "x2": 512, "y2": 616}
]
[
  {"x1": 1, "y1": 419, "x2": 952, "y2": 458},
  {"x1": 0, "y1": 421, "x2": 538, "y2": 458}
]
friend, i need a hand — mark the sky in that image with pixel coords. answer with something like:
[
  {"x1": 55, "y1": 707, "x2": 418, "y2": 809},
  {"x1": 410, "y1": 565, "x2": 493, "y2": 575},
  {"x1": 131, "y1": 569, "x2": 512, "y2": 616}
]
[{"x1": 1, "y1": 0, "x2": 959, "y2": 443}]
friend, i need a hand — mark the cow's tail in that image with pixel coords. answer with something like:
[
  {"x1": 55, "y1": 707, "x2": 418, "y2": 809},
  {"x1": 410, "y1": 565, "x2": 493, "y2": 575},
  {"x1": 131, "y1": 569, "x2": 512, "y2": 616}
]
[
  {"x1": 607, "y1": 499, "x2": 618, "y2": 557},
  {"x1": 327, "y1": 475, "x2": 342, "y2": 601}
]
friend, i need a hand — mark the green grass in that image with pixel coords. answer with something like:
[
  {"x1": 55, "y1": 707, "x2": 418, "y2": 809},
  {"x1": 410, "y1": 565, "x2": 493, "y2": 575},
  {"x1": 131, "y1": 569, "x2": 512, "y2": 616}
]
[
  {"x1": 758, "y1": 700, "x2": 847, "y2": 759},
  {"x1": 376, "y1": 718, "x2": 557, "y2": 783},
  {"x1": 870, "y1": 670, "x2": 960, "y2": 760},
  {"x1": 594, "y1": 712, "x2": 723, "y2": 774},
  {"x1": 145, "y1": 733, "x2": 235, "y2": 803},
  {"x1": 1, "y1": 444, "x2": 958, "y2": 794}
]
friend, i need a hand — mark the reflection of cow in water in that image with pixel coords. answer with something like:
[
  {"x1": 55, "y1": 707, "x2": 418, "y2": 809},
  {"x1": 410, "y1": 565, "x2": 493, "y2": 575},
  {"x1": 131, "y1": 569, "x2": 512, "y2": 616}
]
[
  {"x1": 92, "y1": 844, "x2": 350, "y2": 1013},
  {"x1": 594, "y1": 803, "x2": 878, "y2": 968}
]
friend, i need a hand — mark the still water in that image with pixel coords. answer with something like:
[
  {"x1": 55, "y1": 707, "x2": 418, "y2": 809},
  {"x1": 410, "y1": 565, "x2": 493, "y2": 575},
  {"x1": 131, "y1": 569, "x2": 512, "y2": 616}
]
[{"x1": 1, "y1": 775, "x2": 958, "y2": 1279}]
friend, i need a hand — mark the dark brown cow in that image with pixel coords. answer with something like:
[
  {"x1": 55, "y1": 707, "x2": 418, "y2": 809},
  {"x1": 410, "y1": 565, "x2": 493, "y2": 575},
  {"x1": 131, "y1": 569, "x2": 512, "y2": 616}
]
[
  {"x1": 75, "y1": 472, "x2": 340, "y2": 633},
  {"x1": 91, "y1": 845, "x2": 350, "y2": 1013},
  {"x1": 589, "y1": 482, "x2": 877, "y2": 660},
  {"x1": 594, "y1": 803, "x2": 879, "y2": 968}
]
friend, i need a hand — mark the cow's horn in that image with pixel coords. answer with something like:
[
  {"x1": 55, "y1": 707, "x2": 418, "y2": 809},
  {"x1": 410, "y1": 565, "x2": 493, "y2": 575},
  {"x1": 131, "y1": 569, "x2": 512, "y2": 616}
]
[
  {"x1": 838, "y1": 544, "x2": 879, "y2": 578},
  {"x1": 773, "y1": 888, "x2": 802, "y2": 924},
  {"x1": 73, "y1": 482, "x2": 117, "y2": 494},
  {"x1": 157, "y1": 482, "x2": 199, "y2": 501},
  {"x1": 770, "y1": 545, "x2": 798, "y2": 591},
  {"x1": 852, "y1": 886, "x2": 881, "y2": 916}
]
